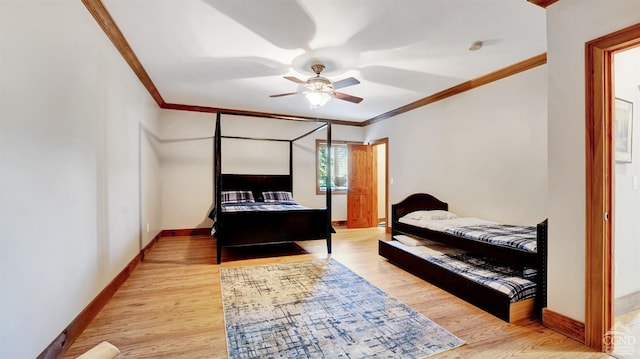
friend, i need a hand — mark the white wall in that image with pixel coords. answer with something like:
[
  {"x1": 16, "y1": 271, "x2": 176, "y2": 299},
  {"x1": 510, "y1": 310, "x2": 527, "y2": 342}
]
[
  {"x1": 546, "y1": 0, "x2": 640, "y2": 322},
  {"x1": 365, "y1": 66, "x2": 548, "y2": 225},
  {"x1": 613, "y1": 48, "x2": 640, "y2": 299},
  {"x1": 159, "y1": 109, "x2": 215, "y2": 230},
  {"x1": 157, "y1": 111, "x2": 365, "y2": 225},
  {"x1": 141, "y1": 122, "x2": 163, "y2": 247},
  {"x1": 0, "y1": 2, "x2": 162, "y2": 358}
]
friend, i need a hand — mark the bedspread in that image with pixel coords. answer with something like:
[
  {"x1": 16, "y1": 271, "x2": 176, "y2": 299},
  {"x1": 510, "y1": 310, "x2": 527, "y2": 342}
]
[
  {"x1": 444, "y1": 224, "x2": 537, "y2": 252},
  {"x1": 220, "y1": 201, "x2": 308, "y2": 212}
]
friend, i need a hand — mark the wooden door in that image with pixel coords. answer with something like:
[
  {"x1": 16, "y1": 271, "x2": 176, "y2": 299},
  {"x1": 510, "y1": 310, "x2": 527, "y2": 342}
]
[{"x1": 347, "y1": 144, "x2": 377, "y2": 228}]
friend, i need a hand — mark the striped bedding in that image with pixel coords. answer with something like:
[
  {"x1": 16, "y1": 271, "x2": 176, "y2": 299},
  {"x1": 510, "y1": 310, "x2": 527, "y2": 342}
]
[
  {"x1": 210, "y1": 201, "x2": 310, "y2": 235},
  {"x1": 426, "y1": 253, "x2": 537, "y2": 302},
  {"x1": 387, "y1": 239, "x2": 536, "y2": 302},
  {"x1": 444, "y1": 224, "x2": 537, "y2": 252},
  {"x1": 220, "y1": 201, "x2": 308, "y2": 212}
]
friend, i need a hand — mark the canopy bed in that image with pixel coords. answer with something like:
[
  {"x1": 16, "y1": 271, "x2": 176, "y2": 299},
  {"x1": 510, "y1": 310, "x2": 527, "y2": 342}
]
[{"x1": 210, "y1": 113, "x2": 333, "y2": 264}]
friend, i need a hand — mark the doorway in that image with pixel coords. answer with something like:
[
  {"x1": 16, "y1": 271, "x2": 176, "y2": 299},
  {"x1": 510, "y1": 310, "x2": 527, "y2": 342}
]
[
  {"x1": 372, "y1": 139, "x2": 388, "y2": 230},
  {"x1": 585, "y1": 23, "x2": 640, "y2": 354},
  {"x1": 611, "y1": 46, "x2": 640, "y2": 359},
  {"x1": 345, "y1": 138, "x2": 388, "y2": 229}
]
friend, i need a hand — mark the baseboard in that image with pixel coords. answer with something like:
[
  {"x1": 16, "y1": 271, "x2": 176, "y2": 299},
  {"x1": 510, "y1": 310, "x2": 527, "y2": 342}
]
[
  {"x1": 37, "y1": 252, "x2": 143, "y2": 359},
  {"x1": 141, "y1": 231, "x2": 162, "y2": 259},
  {"x1": 38, "y1": 230, "x2": 165, "y2": 359},
  {"x1": 616, "y1": 290, "x2": 640, "y2": 316},
  {"x1": 542, "y1": 308, "x2": 585, "y2": 344},
  {"x1": 160, "y1": 227, "x2": 211, "y2": 237},
  {"x1": 332, "y1": 220, "x2": 347, "y2": 227}
]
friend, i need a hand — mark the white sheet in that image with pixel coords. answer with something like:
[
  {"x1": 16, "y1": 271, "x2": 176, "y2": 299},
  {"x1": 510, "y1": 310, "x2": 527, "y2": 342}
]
[
  {"x1": 388, "y1": 237, "x2": 464, "y2": 256},
  {"x1": 398, "y1": 216, "x2": 496, "y2": 232}
]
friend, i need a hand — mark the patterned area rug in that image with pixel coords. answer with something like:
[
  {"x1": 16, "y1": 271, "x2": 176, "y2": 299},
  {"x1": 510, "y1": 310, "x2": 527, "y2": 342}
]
[{"x1": 220, "y1": 259, "x2": 464, "y2": 358}]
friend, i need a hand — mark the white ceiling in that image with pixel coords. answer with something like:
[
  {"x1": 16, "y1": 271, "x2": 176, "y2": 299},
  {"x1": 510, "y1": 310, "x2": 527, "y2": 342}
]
[{"x1": 103, "y1": 0, "x2": 547, "y2": 123}]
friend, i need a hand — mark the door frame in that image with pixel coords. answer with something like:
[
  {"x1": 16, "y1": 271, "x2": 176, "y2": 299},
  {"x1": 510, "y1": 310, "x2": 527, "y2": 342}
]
[
  {"x1": 371, "y1": 138, "x2": 389, "y2": 232},
  {"x1": 585, "y1": 23, "x2": 640, "y2": 352}
]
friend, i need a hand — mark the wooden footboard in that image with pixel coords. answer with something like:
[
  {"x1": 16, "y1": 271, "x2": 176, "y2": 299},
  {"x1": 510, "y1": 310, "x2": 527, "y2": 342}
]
[{"x1": 215, "y1": 209, "x2": 331, "y2": 264}]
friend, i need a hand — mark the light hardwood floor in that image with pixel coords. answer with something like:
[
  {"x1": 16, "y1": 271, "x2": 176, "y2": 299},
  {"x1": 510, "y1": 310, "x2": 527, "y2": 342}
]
[{"x1": 64, "y1": 227, "x2": 611, "y2": 358}]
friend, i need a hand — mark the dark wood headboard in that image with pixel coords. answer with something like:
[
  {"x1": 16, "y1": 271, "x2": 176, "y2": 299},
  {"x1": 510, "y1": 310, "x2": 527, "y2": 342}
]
[
  {"x1": 391, "y1": 193, "x2": 448, "y2": 221},
  {"x1": 220, "y1": 174, "x2": 292, "y2": 201}
]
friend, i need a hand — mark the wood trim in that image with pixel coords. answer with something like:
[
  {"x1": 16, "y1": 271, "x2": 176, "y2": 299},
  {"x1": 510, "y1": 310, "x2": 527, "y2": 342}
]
[
  {"x1": 585, "y1": 36, "x2": 611, "y2": 353},
  {"x1": 162, "y1": 103, "x2": 361, "y2": 127},
  {"x1": 37, "y1": 227, "x2": 211, "y2": 358},
  {"x1": 160, "y1": 228, "x2": 211, "y2": 237},
  {"x1": 363, "y1": 53, "x2": 547, "y2": 126},
  {"x1": 37, "y1": 251, "x2": 144, "y2": 359},
  {"x1": 585, "y1": 23, "x2": 640, "y2": 352},
  {"x1": 332, "y1": 220, "x2": 347, "y2": 227},
  {"x1": 543, "y1": 308, "x2": 586, "y2": 344},
  {"x1": 141, "y1": 231, "x2": 162, "y2": 259},
  {"x1": 527, "y1": 0, "x2": 559, "y2": 8},
  {"x1": 83, "y1": 2, "x2": 549, "y2": 129},
  {"x1": 510, "y1": 298, "x2": 536, "y2": 323},
  {"x1": 81, "y1": 0, "x2": 164, "y2": 106}
]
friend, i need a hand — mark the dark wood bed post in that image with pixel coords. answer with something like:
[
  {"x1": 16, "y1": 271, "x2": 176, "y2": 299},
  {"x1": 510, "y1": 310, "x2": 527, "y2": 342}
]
[
  {"x1": 214, "y1": 112, "x2": 222, "y2": 264},
  {"x1": 537, "y1": 219, "x2": 548, "y2": 315},
  {"x1": 326, "y1": 122, "x2": 332, "y2": 254},
  {"x1": 289, "y1": 140, "x2": 293, "y2": 189}
]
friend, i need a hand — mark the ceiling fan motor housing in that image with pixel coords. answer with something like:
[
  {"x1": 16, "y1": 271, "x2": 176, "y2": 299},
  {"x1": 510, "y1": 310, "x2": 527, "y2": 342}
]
[{"x1": 307, "y1": 76, "x2": 332, "y2": 92}]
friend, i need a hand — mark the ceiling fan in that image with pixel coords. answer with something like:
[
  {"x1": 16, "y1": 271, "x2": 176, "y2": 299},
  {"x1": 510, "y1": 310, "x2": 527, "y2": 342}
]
[{"x1": 269, "y1": 64, "x2": 363, "y2": 108}]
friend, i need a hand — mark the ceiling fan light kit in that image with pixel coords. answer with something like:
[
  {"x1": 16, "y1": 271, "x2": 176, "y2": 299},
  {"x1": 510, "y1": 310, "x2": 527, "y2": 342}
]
[
  {"x1": 270, "y1": 63, "x2": 363, "y2": 108},
  {"x1": 305, "y1": 91, "x2": 331, "y2": 108}
]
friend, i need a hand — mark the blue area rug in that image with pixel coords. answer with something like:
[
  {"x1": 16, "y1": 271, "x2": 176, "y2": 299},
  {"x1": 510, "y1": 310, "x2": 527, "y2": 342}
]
[{"x1": 220, "y1": 259, "x2": 464, "y2": 358}]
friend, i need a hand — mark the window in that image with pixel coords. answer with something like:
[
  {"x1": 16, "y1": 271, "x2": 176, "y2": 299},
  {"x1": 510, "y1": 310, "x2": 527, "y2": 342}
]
[{"x1": 316, "y1": 140, "x2": 349, "y2": 194}]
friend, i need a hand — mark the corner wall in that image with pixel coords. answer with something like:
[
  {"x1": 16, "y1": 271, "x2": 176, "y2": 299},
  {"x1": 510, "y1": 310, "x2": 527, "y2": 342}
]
[
  {"x1": 365, "y1": 66, "x2": 548, "y2": 225},
  {"x1": 0, "y1": 3, "x2": 162, "y2": 357},
  {"x1": 546, "y1": 0, "x2": 640, "y2": 322}
]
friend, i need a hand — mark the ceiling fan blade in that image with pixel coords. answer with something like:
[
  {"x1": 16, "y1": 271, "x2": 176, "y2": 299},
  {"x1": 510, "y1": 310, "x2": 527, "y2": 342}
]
[
  {"x1": 269, "y1": 91, "x2": 301, "y2": 98},
  {"x1": 332, "y1": 77, "x2": 360, "y2": 90},
  {"x1": 284, "y1": 76, "x2": 307, "y2": 84},
  {"x1": 332, "y1": 91, "x2": 363, "y2": 104}
]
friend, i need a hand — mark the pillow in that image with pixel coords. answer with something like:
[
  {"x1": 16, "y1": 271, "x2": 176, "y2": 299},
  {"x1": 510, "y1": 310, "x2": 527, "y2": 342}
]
[
  {"x1": 393, "y1": 235, "x2": 425, "y2": 247},
  {"x1": 221, "y1": 190, "x2": 255, "y2": 204},
  {"x1": 422, "y1": 210, "x2": 459, "y2": 221},
  {"x1": 404, "y1": 210, "x2": 428, "y2": 220},
  {"x1": 262, "y1": 191, "x2": 294, "y2": 202},
  {"x1": 402, "y1": 210, "x2": 458, "y2": 221}
]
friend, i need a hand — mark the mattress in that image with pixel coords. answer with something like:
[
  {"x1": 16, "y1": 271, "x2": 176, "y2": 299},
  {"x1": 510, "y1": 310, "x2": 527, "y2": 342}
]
[
  {"x1": 387, "y1": 239, "x2": 536, "y2": 302},
  {"x1": 398, "y1": 216, "x2": 537, "y2": 253}
]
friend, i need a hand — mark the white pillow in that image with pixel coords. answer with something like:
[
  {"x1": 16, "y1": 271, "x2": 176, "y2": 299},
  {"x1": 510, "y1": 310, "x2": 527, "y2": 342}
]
[
  {"x1": 404, "y1": 210, "x2": 428, "y2": 220},
  {"x1": 393, "y1": 235, "x2": 424, "y2": 247},
  {"x1": 422, "y1": 210, "x2": 459, "y2": 221},
  {"x1": 402, "y1": 210, "x2": 458, "y2": 221}
]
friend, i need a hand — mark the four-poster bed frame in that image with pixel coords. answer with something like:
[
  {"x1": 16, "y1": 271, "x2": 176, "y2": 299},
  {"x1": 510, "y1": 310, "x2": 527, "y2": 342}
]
[{"x1": 212, "y1": 112, "x2": 333, "y2": 264}]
